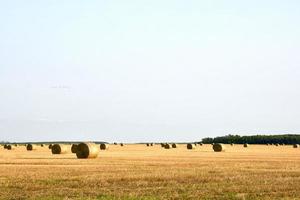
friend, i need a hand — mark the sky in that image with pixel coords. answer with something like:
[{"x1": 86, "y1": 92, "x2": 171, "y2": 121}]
[{"x1": 0, "y1": 0, "x2": 300, "y2": 142}]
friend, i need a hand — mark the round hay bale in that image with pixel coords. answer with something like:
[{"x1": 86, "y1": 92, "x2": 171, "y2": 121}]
[
  {"x1": 199, "y1": 143, "x2": 203, "y2": 146},
  {"x1": 40, "y1": 144, "x2": 44, "y2": 147},
  {"x1": 293, "y1": 144, "x2": 299, "y2": 148},
  {"x1": 160, "y1": 143, "x2": 165, "y2": 148},
  {"x1": 146, "y1": 143, "x2": 150, "y2": 147},
  {"x1": 164, "y1": 143, "x2": 171, "y2": 149},
  {"x1": 71, "y1": 144, "x2": 78, "y2": 153},
  {"x1": 51, "y1": 144, "x2": 69, "y2": 154},
  {"x1": 243, "y1": 143, "x2": 249, "y2": 148},
  {"x1": 4, "y1": 144, "x2": 8, "y2": 149},
  {"x1": 150, "y1": 143, "x2": 154, "y2": 146},
  {"x1": 187, "y1": 143, "x2": 196, "y2": 150},
  {"x1": 230, "y1": 143, "x2": 234, "y2": 146},
  {"x1": 213, "y1": 143, "x2": 225, "y2": 152},
  {"x1": 171, "y1": 143, "x2": 177, "y2": 148},
  {"x1": 275, "y1": 143, "x2": 279, "y2": 146},
  {"x1": 26, "y1": 144, "x2": 37, "y2": 151},
  {"x1": 100, "y1": 143, "x2": 109, "y2": 150},
  {"x1": 120, "y1": 143, "x2": 124, "y2": 146},
  {"x1": 113, "y1": 142, "x2": 118, "y2": 145},
  {"x1": 48, "y1": 144, "x2": 53, "y2": 149},
  {"x1": 76, "y1": 143, "x2": 99, "y2": 159}
]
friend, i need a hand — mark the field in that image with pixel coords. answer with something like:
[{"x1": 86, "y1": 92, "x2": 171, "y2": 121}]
[{"x1": 0, "y1": 144, "x2": 300, "y2": 200}]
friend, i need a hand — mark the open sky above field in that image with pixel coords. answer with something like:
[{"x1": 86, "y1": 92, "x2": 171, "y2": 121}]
[{"x1": 0, "y1": 0, "x2": 300, "y2": 142}]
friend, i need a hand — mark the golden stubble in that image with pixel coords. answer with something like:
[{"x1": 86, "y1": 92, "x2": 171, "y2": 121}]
[{"x1": 0, "y1": 144, "x2": 299, "y2": 200}]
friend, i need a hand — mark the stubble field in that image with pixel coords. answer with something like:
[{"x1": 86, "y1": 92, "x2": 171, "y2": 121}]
[{"x1": 0, "y1": 144, "x2": 300, "y2": 200}]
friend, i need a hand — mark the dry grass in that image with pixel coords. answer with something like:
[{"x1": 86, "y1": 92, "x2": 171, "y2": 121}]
[{"x1": 0, "y1": 144, "x2": 300, "y2": 200}]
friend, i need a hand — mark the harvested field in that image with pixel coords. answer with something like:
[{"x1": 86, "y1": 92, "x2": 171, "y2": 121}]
[{"x1": 0, "y1": 144, "x2": 300, "y2": 199}]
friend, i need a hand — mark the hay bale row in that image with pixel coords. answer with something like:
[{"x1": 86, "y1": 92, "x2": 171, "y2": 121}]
[
  {"x1": 51, "y1": 143, "x2": 100, "y2": 159},
  {"x1": 162, "y1": 143, "x2": 178, "y2": 149},
  {"x1": 4, "y1": 144, "x2": 14, "y2": 150}
]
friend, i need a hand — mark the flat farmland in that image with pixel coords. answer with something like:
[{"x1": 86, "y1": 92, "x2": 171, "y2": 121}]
[{"x1": 0, "y1": 144, "x2": 300, "y2": 200}]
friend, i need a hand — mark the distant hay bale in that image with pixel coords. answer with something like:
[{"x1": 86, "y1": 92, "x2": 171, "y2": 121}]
[
  {"x1": 71, "y1": 144, "x2": 78, "y2": 153},
  {"x1": 120, "y1": 143, "x2": 124, "y2": 146},
  {"x1": 26, "y1": 144, "x2": 37, "y2": 151},
  {"x1": 171, "y1": 143, "x2": 177, "y2": 148},
  {"x1": 213, "y1": 143, "x2": 225, "y2": 152},
  {"x1": 199, "y1": 143, "x2": 203, "y2": 146},
  {"x1": 164, "y1": 143, "x2": 171, "y2": 149},
  {"x1": 76, "y1": 143, "x2": 99, "y2": 159},
  {"x1": 40, "y1": 144, "x2": 44, "y2": 147},
  {"x1": 275, "y1": 143, "x2": 279, "y2": 146},
  {"x1": 161, "y1": 143, "x2": 165, "y2": 148},
  {"x1": 48, "y1": 144, "x2": 53, "y2": 149},
  {"x1": 113, "y1": 142, "x2": 118, "y2": 145},
  {"x1": 150, "y1": 143, "x2": 154, "y2": 146},
  {"x1": 4, "y1": 144, "x2": 8, "y2": 149},
  {"x1": 230, "y1": 143, "x2": 234, "y2": 146},
  {"x1": 100, "y1": 143, "x2": 109, "y2": 150},
  {"x1": 187, "y1": 143, "x2": 196, "y2": 150},
  {"x1": 51, "y1": 144, "x2": 69, "y2": 154},
  {"x1": 146, "y1": 143, "x2": 150, "y2": 147},
  {"x1": 244, "y1": 143, "x2": 249, "y2": 148},
  {"x1": 293, "y1": 144, "x2": 299, "y2": 148}
]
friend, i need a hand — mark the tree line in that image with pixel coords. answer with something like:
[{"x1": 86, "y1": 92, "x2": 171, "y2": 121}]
[{"x1": 201, "y1": 134, "x2": 300, "y2": 144}]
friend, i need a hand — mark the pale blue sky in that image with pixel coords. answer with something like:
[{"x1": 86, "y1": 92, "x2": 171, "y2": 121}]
[{"x1": 0, "y1": 1, "x2": 300, "y2": 142}]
